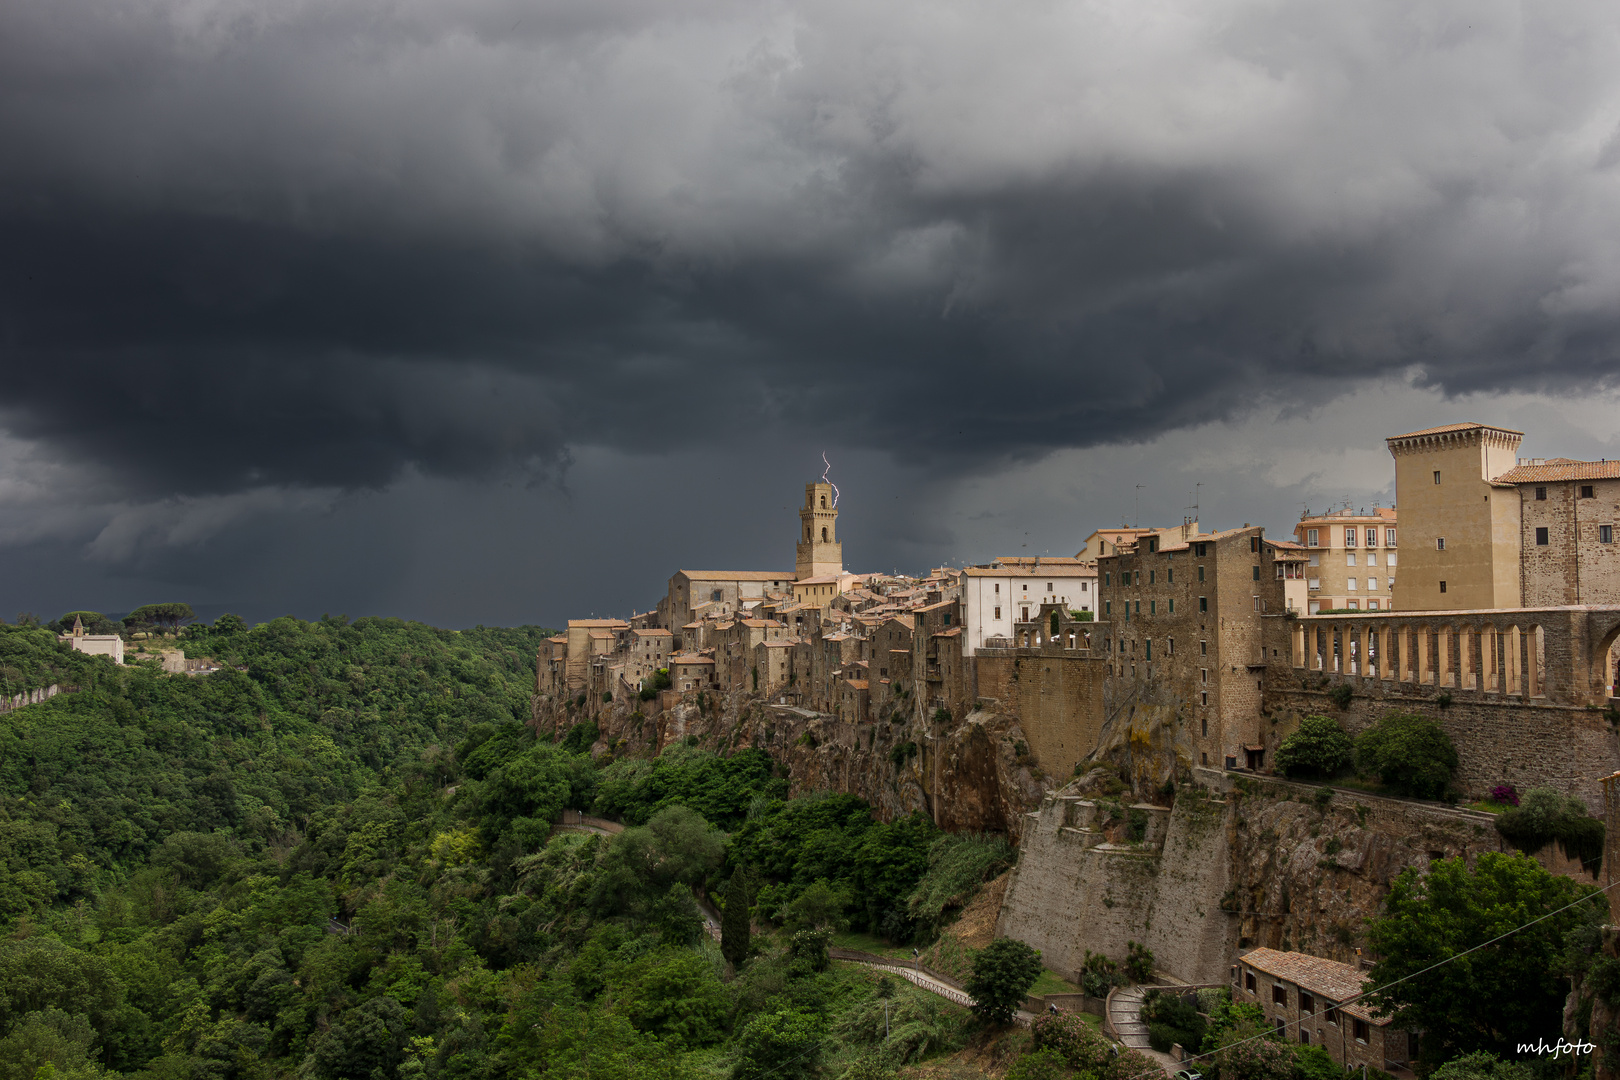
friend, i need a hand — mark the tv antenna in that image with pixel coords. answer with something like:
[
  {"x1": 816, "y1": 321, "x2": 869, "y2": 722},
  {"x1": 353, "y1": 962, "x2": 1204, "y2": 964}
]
[{"x1": 1184, "y1": 482, "x2": 1201, "y2": 524}]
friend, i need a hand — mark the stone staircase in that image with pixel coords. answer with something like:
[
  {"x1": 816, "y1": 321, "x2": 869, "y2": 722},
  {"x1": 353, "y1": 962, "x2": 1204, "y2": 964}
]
[{"x1": 1107, "y1": 985, "x2": 1152, "y2": 1051}]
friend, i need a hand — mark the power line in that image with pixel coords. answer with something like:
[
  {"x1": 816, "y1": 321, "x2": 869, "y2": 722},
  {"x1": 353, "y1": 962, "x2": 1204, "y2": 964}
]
[{"x1": 1115, "y1": 879, "x2": 1617, "y2": 1080}]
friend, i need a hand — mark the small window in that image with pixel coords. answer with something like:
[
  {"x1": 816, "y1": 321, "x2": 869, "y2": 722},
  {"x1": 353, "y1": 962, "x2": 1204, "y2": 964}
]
[
  {"x1": 1345, "y1": 527, "x2": 1357, "y2": 547},
  {"x1": 1168, "y1": 599, "x2": 1175, "y2": 613},
  {"x1": 1582, "y1": 485, "x2": 1595, "y2": 499},
  {"x1": 1199, "y1": 597, "x2": 1208, "y2": 613},
  {"x1": 1307, "y1": 528, "x2": 1319, "y2": 547},
  {"x1": 1434, "y1": 470, "x2": 1442, "y2": 485},
  {"x1": 1202, "y1": 692, "x2": 1209, "y2": 706},
  {"x1": 1325, "y1": 1008, "x2": 1339, "y2": 1026},
  {"x1": 1273, "y1": 985, "x2": 1288, "y2": 1006},
  {"x1": 1200, "y1": 640, "x2": 1207, "y2": 655},
  {"x1": 1201, "y1": 717, "x2": 1208, "y2": 735},
  {"x1": 1436, "y1": 537, "x2": 1446, "y2": 551},
  {"x1": 1047, "y1": 582, "x2": 1053, "y2": 591},
  {"x1": 1347, "y1": 578, "x2": 1357, "y2": 591},
  {"x1": 1246, "y1": 972, "x2": 1256, "y2": 993},
  {"x1": 1300, "y1": 993, "x2": 1314, "y2": 1015},
  {"x1": 1440, "y1": 580, "x2": 1448, "y2": 593},
  {"x1": 995, "y1": 583, "x2": 1000, "y2": 593},
  {"x1": 1536, "y1": 486, "x2": 1547, "y2": 501},
  {"x1": 1105, "y1": 601, "x2": 1111, "y2": 615},
  {"x1": 1196, "y1": 543, "x2": 1208, "y2": 557},
  {"x1": 1136, "y1": 571, "x2": 1143, "y2": 585},
  {"x1": 1252, "y1": 565, "x2": 1260, "y2": 581},
  {"x1": 1198, "y1": 566, "x2": 1206, "y2": 582},
  {"x1": 1536, "y1": 527, "x2": 1549, "y2": 546},
  {"x1": 1145, "y1": 640, "x2": 1152, "y2": 660},
  {"x1": 1251, "y1": 536, "x2": 1260, "y2": 553},
  {"x1": 1354, "y1": 1019, "x2": 1370, "y2": 1044},
  {"x1": 994, "y1": 607, "x2": 1001, "y2": 620},
  {"x1": 1387, "y1": 528, "x2": 1397, "y2": 547},
  {"x1": 1602, "y1": 525, "x2": 1614, "y2": 544},
  {"x1": 1201, "y1": 668, "x2": 1207, "y2": 683},
  {"x1": 1366, "y1": 528, "x2": 1377, "y2": 547},
  {"x1": 1167, "y1": 637, "x2": 1174, "y2": 655},
  {"x1": 1149, "y1": 571, "x2": 1155, "y2": 584},
  {"x1": 1167, "y1": 569, "x2": 1174, "y2": 584},
  {"x1": 1346, "y1": 552, "x2": 1357, "y2": 566},
  {"x1": 1150, "y1": 601, "x2": 1156, "y2": 614}
]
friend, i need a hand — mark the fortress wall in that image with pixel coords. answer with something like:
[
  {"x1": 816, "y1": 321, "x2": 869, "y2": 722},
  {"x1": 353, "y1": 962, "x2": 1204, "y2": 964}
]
[{"x1": 1264, "y1": 685, "x2": 1620, "y2": 813}]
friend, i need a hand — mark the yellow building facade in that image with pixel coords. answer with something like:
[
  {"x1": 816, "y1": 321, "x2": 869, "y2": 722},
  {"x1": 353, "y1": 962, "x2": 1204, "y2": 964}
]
[
  {"x1": 1294, "y1": 508, "x2": 1397, "y2": 614},
  {"x1": 1386, "y1": 423, "x2": 1523, "y2": 611}
]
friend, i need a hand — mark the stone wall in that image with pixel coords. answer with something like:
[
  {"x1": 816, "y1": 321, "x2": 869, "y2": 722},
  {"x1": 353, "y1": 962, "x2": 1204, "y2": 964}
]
[
  {"x1": 1264, "y1": 684, "x2": 1620, "y2": 813},
  {"x1": 997, "y1": 770, "x2": 1525, "y2": 983},
  {"x1": 996, "y1": 786, "x2": 1235, "y2": 983}
]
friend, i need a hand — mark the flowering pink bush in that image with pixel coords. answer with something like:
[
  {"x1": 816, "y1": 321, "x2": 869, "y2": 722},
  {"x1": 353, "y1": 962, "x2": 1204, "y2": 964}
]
[{"x1": 1489, "y1": 784, "x2": 1520, "y2": 807}]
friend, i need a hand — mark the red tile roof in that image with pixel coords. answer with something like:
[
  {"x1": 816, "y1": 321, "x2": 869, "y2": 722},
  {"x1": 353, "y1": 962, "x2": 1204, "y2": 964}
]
[
  {"x1": 1492, "y1": 460, "x2": 1620, "y2": 484},
  {"x1": 1240, "y1": 949, "x2": 1386, "y2": 1024},
  {"x1": 1387, "y1": 421, "x2": 1523, "y2": 439}
]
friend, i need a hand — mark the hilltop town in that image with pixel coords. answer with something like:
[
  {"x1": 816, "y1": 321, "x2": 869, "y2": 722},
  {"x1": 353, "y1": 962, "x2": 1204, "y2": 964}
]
[{"x1": 535, "y1": 420, "x2": 1620, "y2": 1074}]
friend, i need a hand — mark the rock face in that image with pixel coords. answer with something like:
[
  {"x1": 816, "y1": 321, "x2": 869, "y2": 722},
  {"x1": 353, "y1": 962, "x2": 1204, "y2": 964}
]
[
  {"x1": 998, "y1": 769, "x2": 1522, "y2": 983},
  {"x1": 536, "y1": 690, "x2": 1047, "y2": 838}
]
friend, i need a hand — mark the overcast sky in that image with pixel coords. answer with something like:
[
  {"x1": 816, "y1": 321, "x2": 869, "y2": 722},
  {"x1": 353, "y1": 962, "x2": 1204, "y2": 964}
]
[{"x1": 4, "y1": 0, "x2": 1620, "y2": 628}]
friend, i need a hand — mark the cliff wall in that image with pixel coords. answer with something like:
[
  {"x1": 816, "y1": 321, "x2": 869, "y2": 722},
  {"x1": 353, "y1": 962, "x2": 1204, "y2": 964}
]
[
  {"x1": 536, "y1": 688, "x2": 1048, "y2": 838},
  {"x1": 998, "y1": 770, "x2": 1533, "y2": 983}
]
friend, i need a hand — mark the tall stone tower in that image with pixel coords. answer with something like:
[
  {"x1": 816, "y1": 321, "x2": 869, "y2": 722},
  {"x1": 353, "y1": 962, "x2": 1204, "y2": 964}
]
[{"x1": 796, "y1": 482, "x2": 843, "y2": 580}]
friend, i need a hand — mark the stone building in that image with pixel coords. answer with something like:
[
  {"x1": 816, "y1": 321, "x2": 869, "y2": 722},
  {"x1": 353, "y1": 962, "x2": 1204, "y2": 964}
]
[
  {"x1": 1386, "y1": 422, "x2": 1525, "y2": 611},
  {"x1": 59, "y1": 616, "x2": 124, "y2": 664},
  {"x1": 669, "y1": 653, "x2": 716, "y2": 693},
  {"x1": 1492, "y1": 458, "x2": 1620, "y2": 605},
  {"x1": 1235, "y1": 949, "x2": 1414, "y2": 1074},
  {"x1": 661, "y1": 570, "x2": 794, "y2": 635},
  {"x1": 1294, "y1": 507, "x2": 1397, "y2": 614},
  {"x1": 1098, "y1": 526, "x2": 1294, "y2": 772},
  {"x1": 626, "y1": 628, "x2": 673, "y2": 688}
]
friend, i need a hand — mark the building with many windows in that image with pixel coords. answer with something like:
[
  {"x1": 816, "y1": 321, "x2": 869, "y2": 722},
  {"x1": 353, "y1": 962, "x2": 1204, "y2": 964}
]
[
  {"x1": 1234, "y1": 949, "x2": 1414, "y2": 1074},
  {"x1": 959, "y1": 560, "x2": 1099, "y2": 655},
  {"x1": 1294, "y1": 507, "x2": 1397, "y2": 614}
]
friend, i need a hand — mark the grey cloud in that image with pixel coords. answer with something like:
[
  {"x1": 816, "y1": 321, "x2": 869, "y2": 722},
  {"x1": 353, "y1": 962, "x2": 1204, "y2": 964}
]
[{"x1": 2, "y1": 0, "x2": 1620, "y2": 529}]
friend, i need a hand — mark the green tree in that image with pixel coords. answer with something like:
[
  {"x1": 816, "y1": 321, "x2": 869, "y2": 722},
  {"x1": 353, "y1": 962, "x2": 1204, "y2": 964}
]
[
  {"x1": 1495, "y1": 786, "x2": 1605, "y2": 871},
  {"x1": 721, "y1": 870, "x2": 752, "y2": 969},
  {"x1": 965, "y1": 938, "x2": 1043, "y2": 1025},
  {"x1": 610, "y1": 949, "x2": 730, "y2": 1048},
  {"x1": 1365, "y1": 852, "x2": 1600, "y2": 1065},
  {"x1": 0, "y1": 1009, "x2": 107, "y2": 1080},
  {"x1": 1354, "y1": 712, "x2": 1458, "y2": 798},
  {"x1": 1275, "y1": 714, "x2": 1354, "y2": 779},
  {"x1": 732, "y1": 1011, "x2": 823, "y2": 1080},
  {"x1": 122, "y1": 603, "x2": 196, "y2": 633},
  {"x1": 1429, "y1": 1051, "x2": 1534, "y2": 1080},
  {"x1": 781, "y1": 879, "x2": 852, "y2": 932}
]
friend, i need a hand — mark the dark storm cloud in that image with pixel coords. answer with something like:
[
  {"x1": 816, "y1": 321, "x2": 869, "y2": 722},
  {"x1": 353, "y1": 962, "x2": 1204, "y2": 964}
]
[{"x1": 3, "y1": 0, "x2": 1620, "y2": 506}]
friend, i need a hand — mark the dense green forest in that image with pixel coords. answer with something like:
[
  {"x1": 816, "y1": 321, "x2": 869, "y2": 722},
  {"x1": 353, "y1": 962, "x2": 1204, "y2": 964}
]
[{"x1": 0, "y1": 618, "x2": 1001, "y2": 1080}]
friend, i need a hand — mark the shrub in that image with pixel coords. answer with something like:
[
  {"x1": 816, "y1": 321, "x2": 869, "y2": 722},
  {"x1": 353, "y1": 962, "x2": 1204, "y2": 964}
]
[
  {"x1": 1030, "y1": 1012, "x2": 1158, "y2": 1080},
  {"x1": 964, "y1": 937, "x2": 1043, "y2": 1026},
  {"x1": 1004, "y1": 1048, "x2": 1071, "y2": 1080},
  {"x1": 1327, "y1": 683, "x2": 1353, "y2": 710},
  {"x1": 1495, "y1": 787, "x2": 1605, "y2": 871},
  {"x1": 1141, "y1": 989, "x2": 1205, "y2": 1053},
  {"x1": 1293, "y1": 1043, "x2": 1346, "y2": 1080},
  {"x1": 1488, "y1": 784, "x2": 1519, "y2": 807},
  {"x1": 1429, "y1": 1051, "x2": 1534, "y2": 1080},
  {"x1": 905, "y1": 833, "x2": 1014, "y2": 939},
  {"x1": 1125, "y1": 941, "x2": 1155, "y2": 983},
  {"x1": 834, "y1": 986, "x2": 967, "y2": 1066},
  {"x1": 1353, "y1": 712, "x2": 1457, "y2": 799},
  {"x1": 1078, "y1": 950, "x2": 1124, "y2": 998},
  {"x1": 733, "y1": 1010, "x2": 824, "y2": 1080},
  {"x1": 1274, "y1": 715, "x2": 1353, "y2": 779}
]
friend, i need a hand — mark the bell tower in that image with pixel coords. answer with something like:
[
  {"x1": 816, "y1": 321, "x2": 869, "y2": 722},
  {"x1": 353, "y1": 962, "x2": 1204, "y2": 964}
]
[{"x1": 796, "y1": 482, "x2": 843, "y2": 580}]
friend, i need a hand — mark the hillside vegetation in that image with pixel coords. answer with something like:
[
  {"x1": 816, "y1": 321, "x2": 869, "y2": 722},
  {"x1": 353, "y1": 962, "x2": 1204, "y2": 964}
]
[{"x1": 0, "y1": 618, "x2": 1002, "y2": 1080}]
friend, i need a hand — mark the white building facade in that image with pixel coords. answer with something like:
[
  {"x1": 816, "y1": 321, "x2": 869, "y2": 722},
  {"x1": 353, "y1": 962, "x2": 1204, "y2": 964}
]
[{"x1": 960, "y1": 562, "x2": 1100, "y2": 655}]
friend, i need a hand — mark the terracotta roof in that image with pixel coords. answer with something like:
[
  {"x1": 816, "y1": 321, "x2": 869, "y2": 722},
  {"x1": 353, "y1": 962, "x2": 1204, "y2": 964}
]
[
  {"x1": 963, "y1": 565, "x2": 1098, "y2": 578},
  {"x1": 993, "y1": 556, "x2": 1088, "y2": 566},
  {"x1": 740, "y1": 619, "x2": 786, "y2": 628},
  {"x1": 932, "y1": 626, "x2": 963, "y2": 638},
  {"x1": 843, "y1": 679, "x2": 869, "y2": 690},
  {"x1": 678, "y1": 570, "x2": 795, "y2": 581},
  {"x1": 1387, "y1": 421, "x2": 1523, "y2": 440},
  {"x1": 569, "y1": 619, "x2": 629, "y2": 628},
  {"x1": 1240, "y1": 949, "x2": 1386, "y2": 1024},
  {"x1": 915, "y1": 600, "x2": 955, "y2": 612},
  {"x1": 1493, "y1": 460, "x2": 1620, "y2": 484},
  {"x1": 670, "y1": 654, "x2": 714, "y2": 666},
  {"x1": 548, "y1": 635, "x2": 567, "y2": 643},
  {"x1": 759, "y1": 640, "x2": 798, "y2": 649},
  {"x1": 796, "y1": 574, "x2": 843, "y2": 585},
  {"x1": 633, "y1": 628, "x2": 674, "y2": 637}
]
